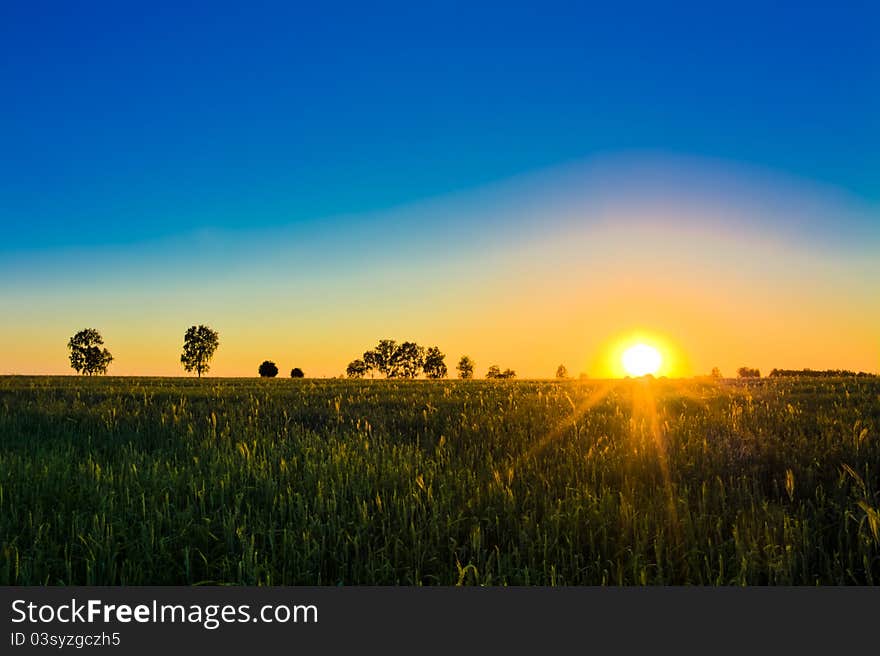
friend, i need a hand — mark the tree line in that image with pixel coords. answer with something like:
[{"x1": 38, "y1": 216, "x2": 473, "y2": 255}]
[
  {"x1": 345, "y1": 339, "x2": 518, "y2": 380},
  {"x1": 710, "y1": 367, "x2": 876, "y2": 379},
  {"x1": 768, "y1": 368, "x2": 876, "y2": 378},
  {"x1": 68, "y1": 326, "x2": 310, "y2": 378},
  {"x1": 66, "y1": 328, "x2": 876, "y2": 380},
  {"x1": 65, "y1": 329, "x2": 525, "y2": 380}
]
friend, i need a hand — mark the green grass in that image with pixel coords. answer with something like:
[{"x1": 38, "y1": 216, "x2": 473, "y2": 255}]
[{"x1": 1, "y1": 375, "x2": 878, "y2": 585}]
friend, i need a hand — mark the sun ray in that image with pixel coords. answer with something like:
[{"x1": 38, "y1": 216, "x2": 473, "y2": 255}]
[
  {"x1": 629, "y1": 378, "x2": 682, "y2": 546},
  {"x1": 503, "y1": 379, "x2": 619, "y2": 479}
]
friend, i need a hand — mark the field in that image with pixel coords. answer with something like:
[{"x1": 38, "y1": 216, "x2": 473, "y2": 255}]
[{"x1": 1, "y1": 376, "x2": 878, "y2": 585}]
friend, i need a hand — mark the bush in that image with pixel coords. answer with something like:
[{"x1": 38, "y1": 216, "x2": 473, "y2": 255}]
[{"x1": 258, "y1": 360, "x2": 279, "y2": 378}]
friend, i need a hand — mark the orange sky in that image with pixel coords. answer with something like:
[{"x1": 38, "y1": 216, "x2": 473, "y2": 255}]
[{"x1": 2, "y1": 155, "x2": 878, "y2": 378}]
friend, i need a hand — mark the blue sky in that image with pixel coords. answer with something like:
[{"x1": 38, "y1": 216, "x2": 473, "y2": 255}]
[
  {"x1": 2, "y1": 1, "x2": 877, "y2": 251},
  {"x1": 1, "y1": 1, "x2": 878, "y2": 376}
]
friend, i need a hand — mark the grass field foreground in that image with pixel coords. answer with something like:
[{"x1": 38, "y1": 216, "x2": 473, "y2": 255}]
[{"x1": 1, "y1": 376, "x2": 878, "y2": 585}]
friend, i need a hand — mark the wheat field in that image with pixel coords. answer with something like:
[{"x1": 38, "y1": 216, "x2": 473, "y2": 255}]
[{"x1": 1, "y1": 376, "x2": 877, "y2": 585}]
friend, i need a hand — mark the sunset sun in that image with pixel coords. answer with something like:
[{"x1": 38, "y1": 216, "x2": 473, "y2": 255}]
[{"x1": 622, "y1": 343, "x2": 662, "y2": 377}]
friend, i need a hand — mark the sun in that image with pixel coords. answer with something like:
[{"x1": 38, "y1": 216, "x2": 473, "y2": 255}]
[
  {"x1": 622, "y1": 343, "x2": 662, "y2": 377},
  {"x1": 594, "y1": 331, "x2": 683, "y2": 378}
]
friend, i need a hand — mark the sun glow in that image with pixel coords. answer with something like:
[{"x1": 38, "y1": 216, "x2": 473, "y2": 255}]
[
  {"x1": 622, "y1": 343, "x2": 662, "y2": 377},
  {"x1": 591, "y1": 331, "x2": 685, "y2": 379}
]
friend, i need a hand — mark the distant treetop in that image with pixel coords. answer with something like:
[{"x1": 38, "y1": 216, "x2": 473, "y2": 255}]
[
  {"x1": 486, "y1": 365, "x2": 516, "y2": 380},
  {"x1": 769, "y1": 368, "x2": 874, "y2": 378}
]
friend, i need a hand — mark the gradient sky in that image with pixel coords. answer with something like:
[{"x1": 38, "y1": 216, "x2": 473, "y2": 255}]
[{"x1": 1, "y1": 1, "x2": 878, "y2": 377}]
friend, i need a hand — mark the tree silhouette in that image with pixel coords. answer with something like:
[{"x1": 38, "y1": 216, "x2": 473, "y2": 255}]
[
  {"x1": 486, "y1": 365, "x2": 516, "y2": 379},
  {"x1": 737, "y1": 367, "x2": 760, "y2": 378},
  {"x1": 258, "y1": 360, "x2": 279, "y2": 377},
  {"x1": 710, "y1": 367, "x2": 722, "y2": 379},
  {"x1": 423, "y1": 346, "x2": 447, "y2": 379},
  {"x1": 768, "y1": 368, "x2": 869, "y2": 378},
  {"x1": 346, "y1": 359, "x2": 369, "y2": 378},
  {"x1": 67, "y1": 328, "x2": 113, "y2": 375},
  {"x1": 394, "y1": 341, "x2": 425, "y2": 379},
  {"x1": 556, "y1": 364, "x2": 568, "y2": 379},
  {"x1": 361, "y1": 339, "x2": 428, "y2": 378},
  {"x1": 364, "y1": 339, "x2": 399, "y2": 378},
  {"x1": 290, "y1": 367, "x2": 305, "y2": 378},
  {"x1": 180, "y1": 325, "x2": 219, "y2": 378},
  {"x1": 456, "y1": 355, "x2": 475, "y2": 380}
]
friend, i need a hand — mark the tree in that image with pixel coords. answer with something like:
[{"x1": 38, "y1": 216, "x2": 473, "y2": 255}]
[
  {"x1": 737, "y1": 366, "x2": 760, "y2": 379},
  {"x1": 346, "y1": 359, "x2": 369, "y2": 378},
  {"x1": 67, "y1": 328, "x2": 113, "y2": 375},
  {"x1": 258, "y1": 360, "x2": 279, "y2": 377},
  {"x1": 487, "y1": 365, "x2": 516, "y2": 379},
  {"x1": 364, "y1": 339, "x2": 399, "y2": 378},
  {"x1": 768, "y1": 368, "x2": 870, "y2": 378},
  {"x1": 456, "y1": 355, "x2": 475, "y2": 380},
  {"x1": 290, "y1": 367, "x2": 305, "y2": 378},
  {"x1": 393, "y1": 341, "x2": 425, "y2": 379},
  {"x1": 180, "y1": 325, "x2": 219, "y2": 378},
  {"x1": 423, "y1": 346, "x2": 447, "y2": 379},
  {"x1": 710, "y1": 367, "x2": 722, "y2": 379},
  {"x1": 556, "y1": 364, "x2": 568, "y2": 379}
]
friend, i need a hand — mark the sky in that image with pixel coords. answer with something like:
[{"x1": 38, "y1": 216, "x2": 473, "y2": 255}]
[{"x1": 1, "y1": 1, "x2": 878, "y2": 377}]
